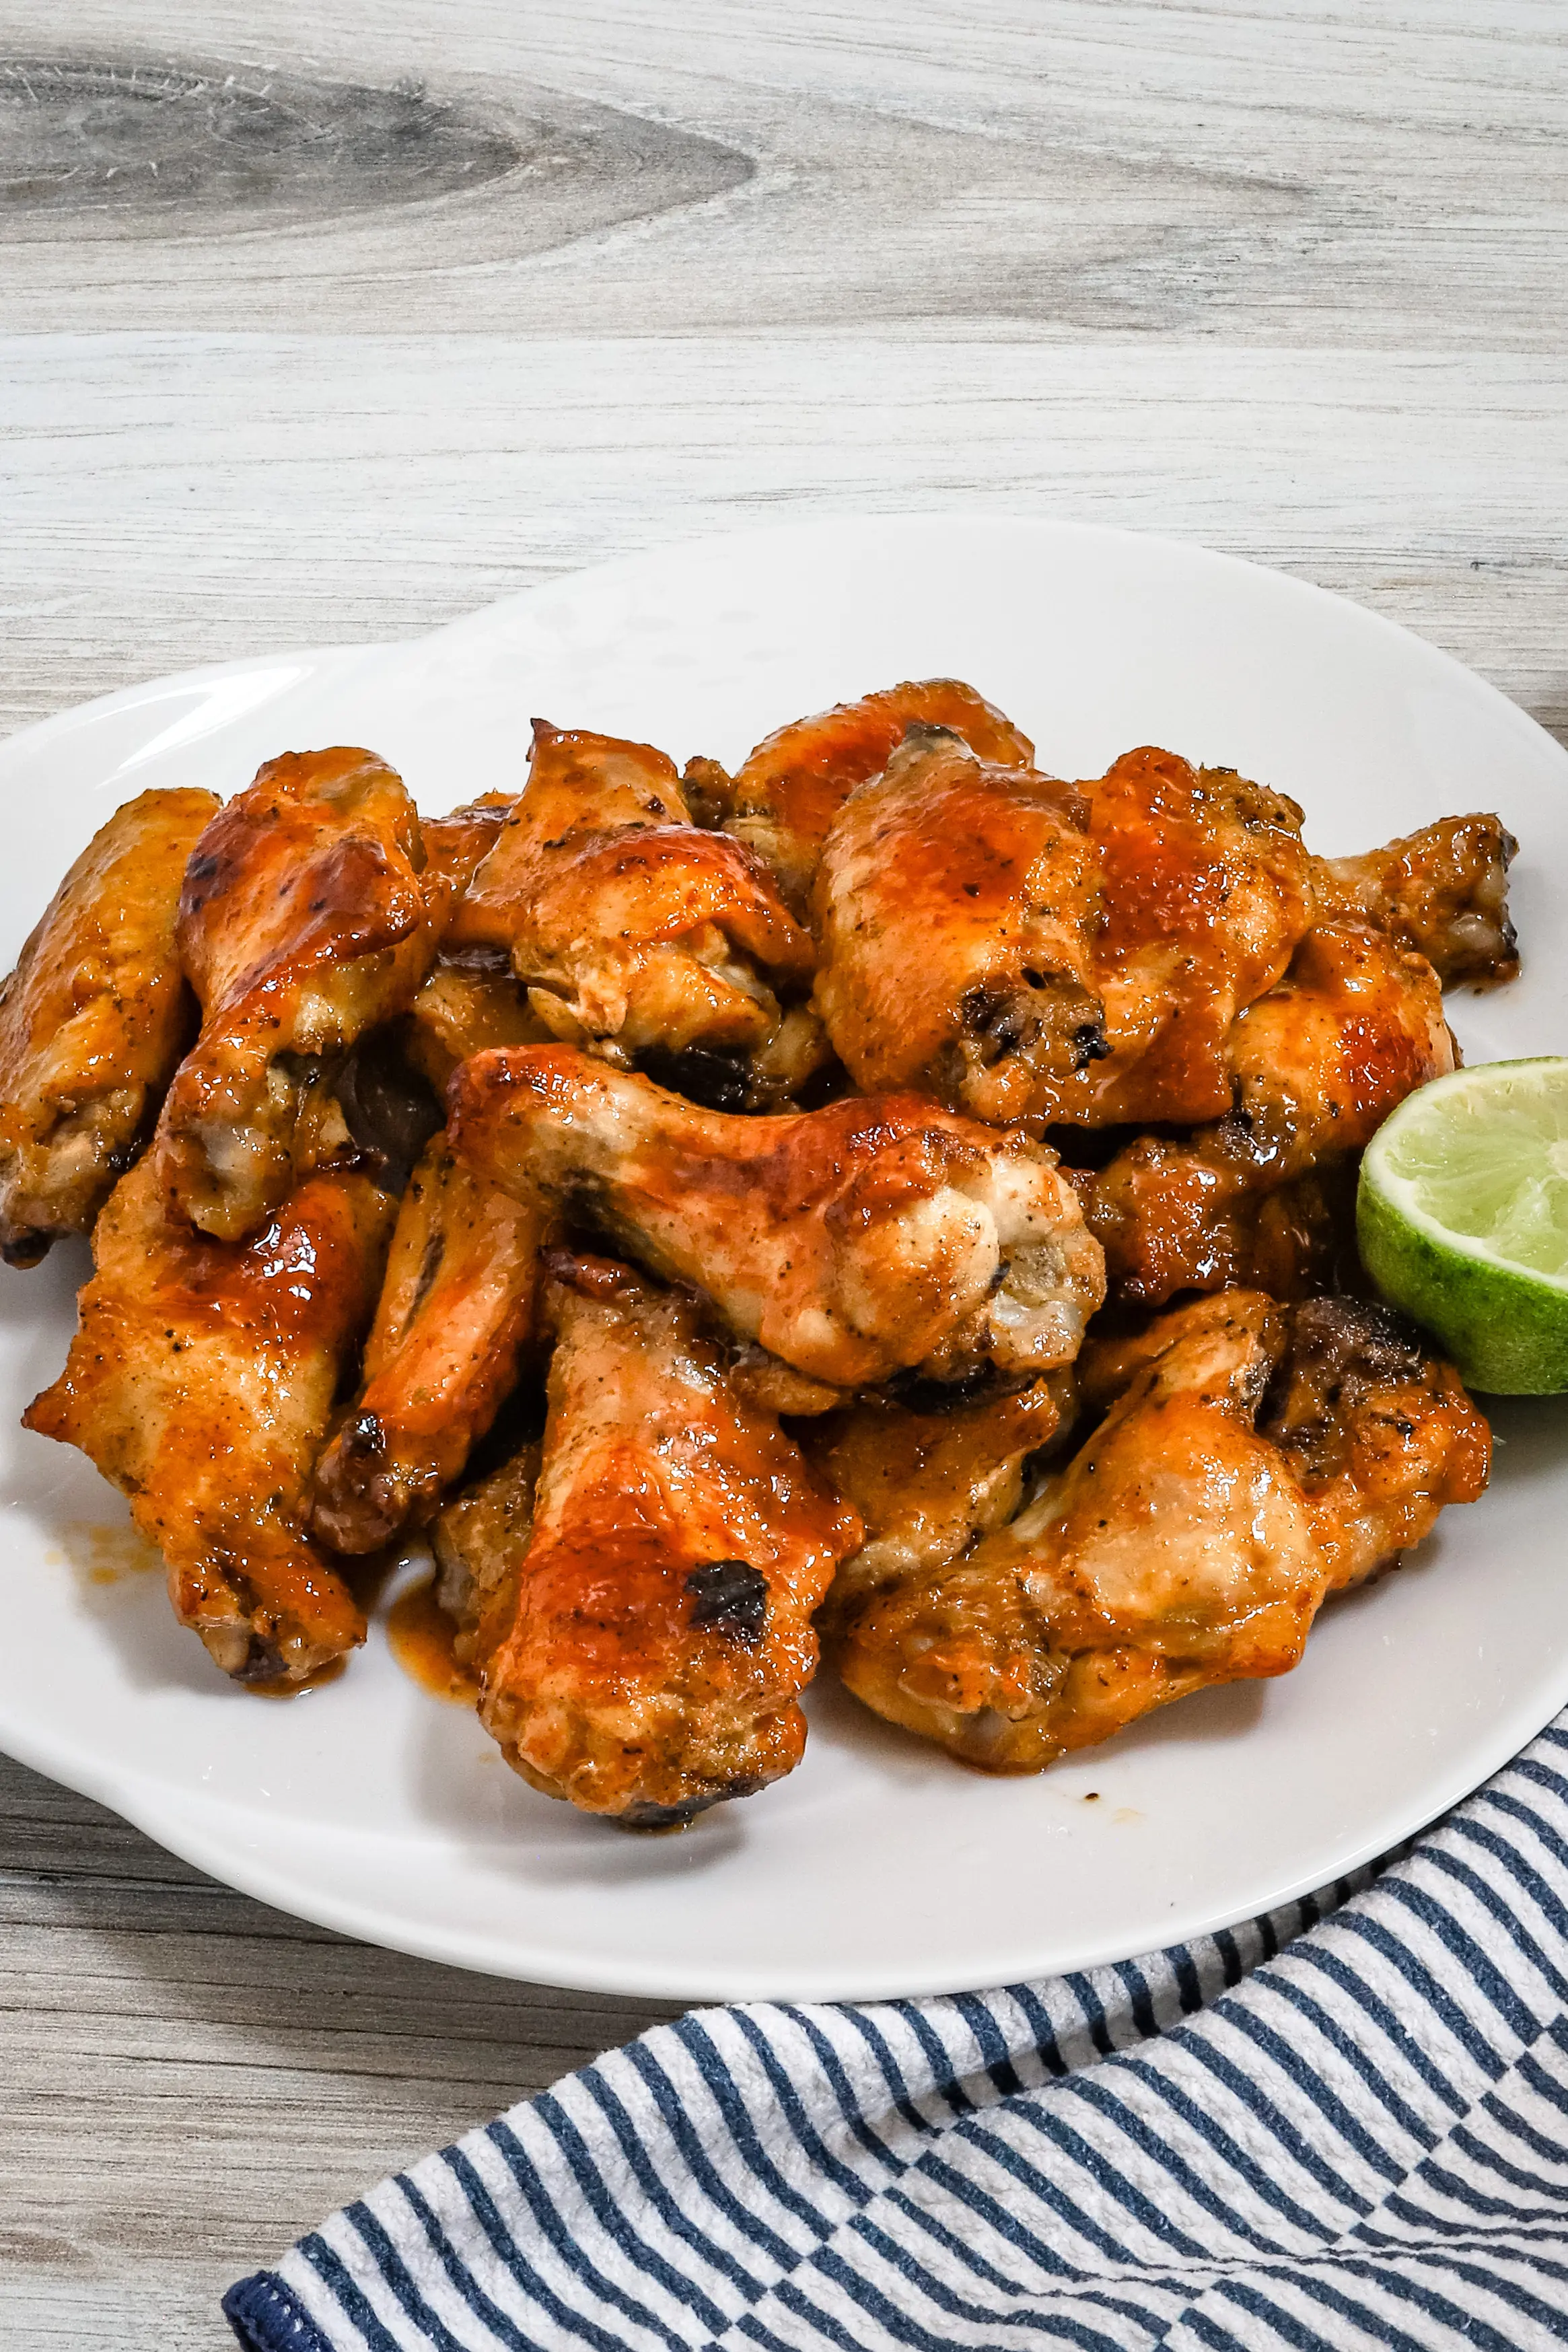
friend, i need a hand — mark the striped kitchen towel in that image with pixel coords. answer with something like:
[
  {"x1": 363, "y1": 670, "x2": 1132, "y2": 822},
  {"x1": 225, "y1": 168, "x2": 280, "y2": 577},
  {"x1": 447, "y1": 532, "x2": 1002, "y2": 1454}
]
[{"x1": 225, "y1": 1715, "x2": 1568, "y2": 2352}]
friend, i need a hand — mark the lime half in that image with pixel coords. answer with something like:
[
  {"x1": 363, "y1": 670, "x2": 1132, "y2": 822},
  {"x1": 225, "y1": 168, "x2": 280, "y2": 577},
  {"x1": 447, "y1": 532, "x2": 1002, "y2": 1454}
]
[{"x1": 1358, "y1": 1057, "x2": 1568, "y2": 1394}]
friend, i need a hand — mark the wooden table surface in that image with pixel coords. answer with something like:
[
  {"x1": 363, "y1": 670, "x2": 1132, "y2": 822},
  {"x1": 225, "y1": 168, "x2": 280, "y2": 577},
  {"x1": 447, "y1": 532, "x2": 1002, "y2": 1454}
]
[{"x1": 2, "y1": 4, "x2": 1565, "y2": 2343}]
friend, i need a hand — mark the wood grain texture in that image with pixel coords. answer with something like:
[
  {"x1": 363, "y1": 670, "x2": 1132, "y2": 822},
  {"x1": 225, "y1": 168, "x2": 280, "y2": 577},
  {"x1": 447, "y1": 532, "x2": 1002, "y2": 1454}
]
[
  {"x1": 0, "y1": 1751, "x2": 678, "y2": 2348},
  {"x1": 1, "y1": 2, "x2": 1565, "y2": 2343}
]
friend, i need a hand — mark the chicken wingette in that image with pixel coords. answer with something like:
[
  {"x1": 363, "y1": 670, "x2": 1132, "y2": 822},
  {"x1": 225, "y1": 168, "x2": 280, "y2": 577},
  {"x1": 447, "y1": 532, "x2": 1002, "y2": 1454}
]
[
  {"x1": 831, "y1": 1291, "x2": 1488, "y2": 1769},
  {"x1": 154, "y1": 747, "x2": 439, "y2": 1241},
  {"x1": 0, "y1": 787, "x2": 218, "y2": 1263},
  {"x1": 25, "y1": 1154, "x2": 394, "y2": 1683},
  {"x1": 1082, "y1": 917, "x2": 1454, "y2": 1304}
]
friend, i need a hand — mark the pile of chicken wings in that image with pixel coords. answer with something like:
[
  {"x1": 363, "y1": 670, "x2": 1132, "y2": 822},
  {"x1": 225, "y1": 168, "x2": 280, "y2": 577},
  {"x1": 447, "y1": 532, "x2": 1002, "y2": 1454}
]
[{"x1": 1, "y1": 682, "x2": 1515, "y2": 1826}]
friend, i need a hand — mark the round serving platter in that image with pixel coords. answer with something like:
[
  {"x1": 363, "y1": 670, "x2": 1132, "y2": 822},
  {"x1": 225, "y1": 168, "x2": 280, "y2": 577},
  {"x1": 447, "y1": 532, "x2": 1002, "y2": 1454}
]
[{"x1": 1, "y1": 515, "x2": 1565, "y2": 2002}]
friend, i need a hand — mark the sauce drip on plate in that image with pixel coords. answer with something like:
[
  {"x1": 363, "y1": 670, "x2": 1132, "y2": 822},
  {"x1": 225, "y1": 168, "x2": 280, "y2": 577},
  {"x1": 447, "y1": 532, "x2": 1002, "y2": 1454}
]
[{"x1": 388, "y1": 1574, "x2": 480, "y2": 1705}]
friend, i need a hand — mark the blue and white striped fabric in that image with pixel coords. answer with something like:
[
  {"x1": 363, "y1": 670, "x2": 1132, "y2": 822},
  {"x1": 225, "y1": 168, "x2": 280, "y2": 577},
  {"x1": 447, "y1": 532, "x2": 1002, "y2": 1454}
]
[{"x1": 225, "y1": 1716, "x2": 1568, "y2": 2352}]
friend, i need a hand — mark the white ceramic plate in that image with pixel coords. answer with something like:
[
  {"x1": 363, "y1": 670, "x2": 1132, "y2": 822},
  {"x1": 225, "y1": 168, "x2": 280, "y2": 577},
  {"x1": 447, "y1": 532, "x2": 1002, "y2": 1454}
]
[{"x1": 2, "y1": 517, "x2": 1565, "y2": 2003}]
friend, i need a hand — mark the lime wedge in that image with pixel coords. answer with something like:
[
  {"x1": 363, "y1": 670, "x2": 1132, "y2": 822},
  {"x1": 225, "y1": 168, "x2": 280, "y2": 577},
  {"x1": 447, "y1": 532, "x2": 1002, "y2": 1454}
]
[{"x1": 1357, "y1": 1057, "x2": 1568, "y2": 1394}]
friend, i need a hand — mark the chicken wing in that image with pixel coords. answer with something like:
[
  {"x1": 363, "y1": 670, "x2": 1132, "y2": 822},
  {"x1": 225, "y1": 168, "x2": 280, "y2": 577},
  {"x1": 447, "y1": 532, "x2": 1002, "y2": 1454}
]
[
  {"x1": 1314, "y1": 814, "x2": 1518, "y2": 988},
  {"x1": 155, "y1": 747, "x2": 438, "y2": 1241},
  {"x1": 810, "y1": 1374, "x2": 1071, "y2": 1629},
  {"x1": 447, "y1": 723, "x2": 817, "y2": 1104},
  {"x1": 1065, "y1": 746, "x2": 1316, "y2": 1128},
  {"x1": 694, "y1": 678, "x2": 1034, "y2": 911},
  {"x1": 0, "y1": 787, "x2": 218, "y2": 1264},
  {"x1": 811, "y1": 729, "x2": 1106, "y2": 1124},
  {"x1": 476, "y1": 1252, "x2": 862, "y2": 1824},
  {"x1": 1258, "y1": 1294, "x2": 1490, "y2": 1590},
  {"x1": 312, "y1": 1137, "x2": 552, "y2": 1552},
  {"x1": 1082, "y1": 917, "x2": 1454, "y2": 1304},
  {"x1": 448, "y1": 1046, "x2": 1106, "y2": 1390},
  {"x1": 832, "y1": 1292, "x2": 1326, "y2": 1769},
  {"x1": 835, "y1": 1287, "x2": 1490, "y2": 1771},
  {"x1": 24, "y1": 1155, "x2": 394, "y2": 1683}
]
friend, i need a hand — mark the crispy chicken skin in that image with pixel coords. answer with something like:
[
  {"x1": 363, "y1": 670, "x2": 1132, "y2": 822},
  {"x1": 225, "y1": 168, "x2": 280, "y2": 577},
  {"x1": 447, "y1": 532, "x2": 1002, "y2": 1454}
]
[
  {"x1": 476, "y1": 1253, "x2": 862, "y2": 1824},
  {"x1": 449, "y1": 724, "x2": 816, "y2": 1092},
  {"x1": 833, "y1": 1292, "x2": 1332, "y2": 1769},
  {"x1": 0, "y1": 787, "x2": 219, "y2": 1264},
  {"x1": 697, "y1": 679, "x2": 1034, "y2": 911},
  {"x1": 1258, "y1": 1295, "x2": 1490, "y2": 1591},
  {"x1": 1314, "y1": 814, "x2": 1519, "y2": 989},
  {"x1": 1063, "y1": 747, "x2": 1316, "y2": 1128},
  {"x1": 812, "y1": 729, "x2": 1106, "y2": 1123},
  {"x1": 449, "y1": 1046, "x2": 1106, "y2": 1389},
  {"x1": 155, "y1": 748, "x2": 438, "y2": 1242},
  {"x1": 312, "y1": 1137, "x2": 553, "y2": 1553},
  {"x1": 1083, "y1": 918, "x2": 1454, "y2": 1304},
  {"x1": 834, "y1": 1289, "x2": 1490, "y2": 1773},
  {"x1": 25, "y1": 1155, "x2": 394, "y2": 1683},
  {"x1": 810, "y1": 1374, "x2": 1071, "y2": 1629}
]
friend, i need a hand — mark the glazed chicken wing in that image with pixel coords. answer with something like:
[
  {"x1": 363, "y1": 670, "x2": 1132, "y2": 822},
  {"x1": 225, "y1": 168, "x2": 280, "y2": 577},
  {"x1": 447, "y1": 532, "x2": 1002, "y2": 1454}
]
[
  {"x1": 1314, "y1": 813, "x2": 1518, "y2": 988},
  {"x1": 834, "y1": 1289, "x2": 1490, "y2": 1772},
  {"x1": 312, "y1": 1136, "x2": 552, "y2": 1553},
  {"x1": 155, "y1": 748, "x2": 439, "y2": 1241},
  {"x1": 475, "y1": 1252, "x2": 862, "y2": 1824},
  {"x1": 1066, "y1": 746, "x2": 1316, "y2": 1127},
  {"x1": 1083, "y1": 917, "x2": 1454, "y2": 1304},
  {"x1": 810, "y1": 1374, "x2": 1070, "y2": 1629},
  {"x1": 811, "y1": 729, "x2": 1106, "y2": 1124},
  {"x1": 448, "y1": 724, "x2": 818, "y2": 1106},
  {"x1": 1258, "y1": 1295, "x2": 1490, "y2": 1590},
  {"x1": 692, "y1": 678, "x2": 1034, "y2": 913},
  {"x1": 0, "y1": 787, "x2": 218, "y2": 1264},
  {"x1": 449, "y1": 1046, "x2": 1106, "y2": 1390},
  {"x1": 808, "y1": 742, "x2": 1314, "y2": 1135},
  {"x1": 833, "y1": 1292, "x2": 1326, "y2": 1769},
  {"x1": 25, "y1": 1155, "x2": 394, "y2": 1682}
]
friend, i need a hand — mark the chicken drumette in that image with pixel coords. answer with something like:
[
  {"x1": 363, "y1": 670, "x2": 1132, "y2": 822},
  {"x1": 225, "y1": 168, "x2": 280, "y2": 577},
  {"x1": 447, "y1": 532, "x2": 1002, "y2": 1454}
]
[
  {"x1": 830, "y1": 1290, "x2": 1488, "y2": 1770},
  {"x1": 468, "y1": 1252, "x2": 861, "y2": 1824},
  {"x1": 155, "y1": 748, "x2": 441, "y2": 1241},
  {"x1": 448, "y1": 1046, "x2": 1106, "y2": 1392},
  {"x1": 0, "y1": 787, "x2": 219, "y2": 1264},
  {"x1": 25, "y1": 1155, "x2": 394, "y2": 1683}
]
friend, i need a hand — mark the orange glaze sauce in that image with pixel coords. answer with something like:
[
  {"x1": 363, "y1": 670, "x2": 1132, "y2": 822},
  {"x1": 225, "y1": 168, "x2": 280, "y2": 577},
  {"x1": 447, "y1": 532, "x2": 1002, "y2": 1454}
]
[
  {"x1": 250, "y1": 1657, "x2": 348, "y2": 1699},
  {"x1": 387, "y1": 1573, "x2": 481, "y2": 1705}
]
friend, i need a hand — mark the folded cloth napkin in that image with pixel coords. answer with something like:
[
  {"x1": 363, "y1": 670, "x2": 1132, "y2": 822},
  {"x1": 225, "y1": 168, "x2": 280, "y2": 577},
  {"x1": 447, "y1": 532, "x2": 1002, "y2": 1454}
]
[{"x1": 225, "y1": 1716, "x2": 1568, "y2": 2352}]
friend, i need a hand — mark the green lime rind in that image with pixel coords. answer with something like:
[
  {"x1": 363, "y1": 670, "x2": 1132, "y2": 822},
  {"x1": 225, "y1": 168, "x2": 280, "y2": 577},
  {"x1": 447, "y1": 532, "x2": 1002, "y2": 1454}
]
[{"x1": 1357, "y1": 1057, "x2": 1568, "y2": 1396}]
